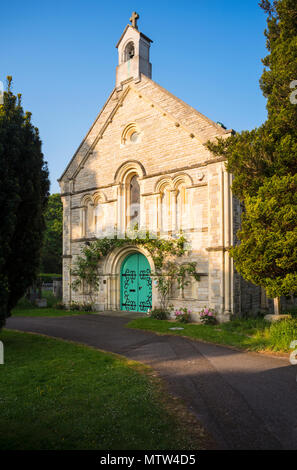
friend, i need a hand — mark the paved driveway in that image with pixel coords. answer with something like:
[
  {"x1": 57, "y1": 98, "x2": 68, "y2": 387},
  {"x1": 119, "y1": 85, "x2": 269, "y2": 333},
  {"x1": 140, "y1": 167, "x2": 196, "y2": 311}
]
[{"x1": 6, "y1": 313, "x2": 297, "y2": 450}]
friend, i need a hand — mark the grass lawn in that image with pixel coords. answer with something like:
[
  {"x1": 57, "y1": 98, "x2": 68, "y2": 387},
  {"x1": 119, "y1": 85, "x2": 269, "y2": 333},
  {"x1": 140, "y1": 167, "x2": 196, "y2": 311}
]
[
  {"x1": 127, "y1": 317, "x2": 297, "y2": 354},
  {"x1": 11, "y1": 307, "x2": 92, "y2": 317},
  {"x1": 12, "y1": 291, "x2": 91, "y2": 317},
  {"x1": 0, "y1": 330, "x2": 210, "y2": 450}
]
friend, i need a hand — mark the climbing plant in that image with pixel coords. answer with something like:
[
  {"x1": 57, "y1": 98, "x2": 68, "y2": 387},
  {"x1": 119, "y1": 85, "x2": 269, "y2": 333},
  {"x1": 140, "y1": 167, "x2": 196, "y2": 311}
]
[{"x1": 71, "y1": 230, "x2": 200, "y2": 309}]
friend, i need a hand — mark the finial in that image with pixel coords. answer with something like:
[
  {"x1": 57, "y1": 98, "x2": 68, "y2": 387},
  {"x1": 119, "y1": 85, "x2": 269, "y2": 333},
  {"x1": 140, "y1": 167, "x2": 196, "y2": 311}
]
[{"x1": 130, "y1": 11, "x2": 139, "y2": 30}]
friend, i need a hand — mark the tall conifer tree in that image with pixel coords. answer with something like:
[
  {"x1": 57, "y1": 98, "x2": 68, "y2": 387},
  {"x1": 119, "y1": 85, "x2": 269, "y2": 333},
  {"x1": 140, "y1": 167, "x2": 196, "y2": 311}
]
[
  {"x1": 206, "y1": 0, "x2": 297, "y2": 310},
  {"x1": 0, "y1": 78, "x2": 49, "y2": 327}
]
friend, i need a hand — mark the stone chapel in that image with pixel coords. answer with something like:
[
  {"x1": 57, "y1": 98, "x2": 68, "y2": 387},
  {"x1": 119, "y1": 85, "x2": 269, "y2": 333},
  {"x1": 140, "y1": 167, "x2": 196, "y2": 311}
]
[{"x1": 59, "y1": 13, "x2": 263, "y2": 321}]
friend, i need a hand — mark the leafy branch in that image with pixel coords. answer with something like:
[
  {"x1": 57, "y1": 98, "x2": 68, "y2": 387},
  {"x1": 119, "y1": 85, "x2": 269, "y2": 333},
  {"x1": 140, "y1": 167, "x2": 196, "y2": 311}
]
[{"x1": 71, "y1": 229, "x2": 200, "y2": 309}]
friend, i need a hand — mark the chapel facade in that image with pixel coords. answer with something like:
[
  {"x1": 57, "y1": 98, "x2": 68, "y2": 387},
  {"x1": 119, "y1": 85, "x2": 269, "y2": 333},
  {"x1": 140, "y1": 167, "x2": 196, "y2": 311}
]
[{"x1": 59, "y1": 13, "x2": 264, "y2": 321}]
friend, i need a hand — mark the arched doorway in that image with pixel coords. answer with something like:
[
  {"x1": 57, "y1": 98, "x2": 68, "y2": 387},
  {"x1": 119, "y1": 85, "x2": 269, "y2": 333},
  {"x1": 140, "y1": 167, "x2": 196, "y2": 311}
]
[{"x1": 120, "y1": 253, "x2": 152, "y2": 312}]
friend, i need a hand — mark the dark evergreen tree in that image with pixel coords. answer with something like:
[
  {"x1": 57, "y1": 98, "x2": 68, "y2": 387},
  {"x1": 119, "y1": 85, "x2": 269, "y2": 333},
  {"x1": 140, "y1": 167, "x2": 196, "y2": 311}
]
[
  {"x1": 230, "y1": 174, "x2": 297, "y2": 299},
  {"x1": 0, "y1": 78, "x2": 49, "y2": 327}
]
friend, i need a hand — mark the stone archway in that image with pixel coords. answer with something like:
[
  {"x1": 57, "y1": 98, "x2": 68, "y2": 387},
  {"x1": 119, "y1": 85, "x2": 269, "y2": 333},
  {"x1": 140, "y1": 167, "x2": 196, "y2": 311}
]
[{"x1": 103, "y1": 245, "x2": 156, "y2": 312}]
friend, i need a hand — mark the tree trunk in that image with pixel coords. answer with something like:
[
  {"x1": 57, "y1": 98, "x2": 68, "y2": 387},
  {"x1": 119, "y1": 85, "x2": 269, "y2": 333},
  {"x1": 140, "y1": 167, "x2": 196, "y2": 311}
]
[{"x1": 273, "y1": 297, "x2": 281, "y2": 315}]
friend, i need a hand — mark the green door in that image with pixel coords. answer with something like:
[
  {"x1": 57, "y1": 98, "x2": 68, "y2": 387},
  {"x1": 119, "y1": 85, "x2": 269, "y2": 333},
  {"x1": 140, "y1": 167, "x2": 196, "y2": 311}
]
[{"x1": 120, "y1": 253, "x2": 152, "y2": 313}]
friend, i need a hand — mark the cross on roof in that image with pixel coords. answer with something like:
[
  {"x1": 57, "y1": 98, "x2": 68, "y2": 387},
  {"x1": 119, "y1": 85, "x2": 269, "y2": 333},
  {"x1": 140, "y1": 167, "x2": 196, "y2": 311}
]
[{"x1": 130, "y1": 11, "x2": 139, "y2": 30}]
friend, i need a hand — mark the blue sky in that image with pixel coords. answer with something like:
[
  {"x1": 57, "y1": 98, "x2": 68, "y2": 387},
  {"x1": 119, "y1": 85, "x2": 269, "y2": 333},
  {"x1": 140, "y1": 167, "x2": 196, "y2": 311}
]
[{"x1": 2, "y1": 0, "x2": 268, "y2": 193}]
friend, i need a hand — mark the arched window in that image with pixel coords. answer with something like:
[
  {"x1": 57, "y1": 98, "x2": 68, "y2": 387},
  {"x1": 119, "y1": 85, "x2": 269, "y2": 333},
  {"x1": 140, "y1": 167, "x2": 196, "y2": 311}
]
[
  {"x1": 161, "y1": 186, "x2": 171, "y2": 233},
  {"x1": 81, "y1": 197, "x2": 93, "y2": 237},
  {"x1": 124, "y1": 42, "x2": 135, "y2": 62},
  {"x1": 176, "y1": 184, "x2": 187, "y2": 230},
  {"x1": 94, "y1": 201, "x2": 104, "y2": 237},
  {"x1": 121, "y1": 123, "x2": 140, "y2": 145},
  {"x1": 127, "y1": 174, "x2": 140, "y2": 228},
  {"x1": 86, "y1": 199, "x2": 94, "y2": 236}
]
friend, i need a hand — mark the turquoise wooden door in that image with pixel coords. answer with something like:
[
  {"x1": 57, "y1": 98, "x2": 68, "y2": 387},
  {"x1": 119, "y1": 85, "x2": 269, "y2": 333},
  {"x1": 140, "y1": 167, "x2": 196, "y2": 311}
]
[{"x1": 120, "y1": 253, "x2": 152, "y2": 312}]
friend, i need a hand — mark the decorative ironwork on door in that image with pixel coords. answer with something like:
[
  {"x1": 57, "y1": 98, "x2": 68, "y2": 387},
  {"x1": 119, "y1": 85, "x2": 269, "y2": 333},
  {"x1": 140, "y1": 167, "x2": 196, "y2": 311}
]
[{"x1": 120, "y1": 253, "x2": 152, "y2": 313}]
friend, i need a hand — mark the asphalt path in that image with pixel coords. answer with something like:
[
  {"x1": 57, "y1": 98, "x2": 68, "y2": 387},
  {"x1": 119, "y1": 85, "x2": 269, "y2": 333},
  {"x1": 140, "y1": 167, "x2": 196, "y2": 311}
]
[{"x1": 6, "y1": 313, "x2": 297, "y2": 450}]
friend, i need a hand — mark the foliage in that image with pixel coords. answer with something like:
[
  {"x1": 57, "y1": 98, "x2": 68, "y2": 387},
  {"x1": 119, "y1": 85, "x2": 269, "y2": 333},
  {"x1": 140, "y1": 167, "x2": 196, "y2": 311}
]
[
  {"x1": 206, "y1": 0, "x2": 297, "y2": 201},
  {"x1": 0, "y1": 77, "x2": 49, "y2": 328},
  {"x1": 68, "y1": 301, "x2": 81, "y2": 311},
  {"x1": 174, "y1": 307, "x2": 192, "y2": 323},
  {"x1": 68, "y1": 301, "x2": 94, "y2": 312},
  {"x1": 148, "y1": 308, "x2": 169, "y2": 320},
  {"x1": 199, "y1": 307, "x2": 217, "y2": 325},
  {"x1": 13, "y1": 295, "x2": 36, "y2": 310},
  {"x1": 40, "y1": 194, "x2": 63, "y2": 274},
  {"x1": 71, "y1": 230, "x2": 200, "y2": 308},
  {"x1": 38, "y1": 273, "x2": 62, "y2": 282},
  {"x1": 55, "y1": 301, "x2": 66, "y2": 310},
  {"x1": 205, "y1": 1, "x2": 297, "y2": 307},
  {"x1": 41, "y1": 289, "x2": 60, "y2": 307},
  {"x1": 230, "y1": 175, "x2": 297, "y2": 298},
  {"x1": 269, "y1": 318, "x2": 297, "y2": 350}
]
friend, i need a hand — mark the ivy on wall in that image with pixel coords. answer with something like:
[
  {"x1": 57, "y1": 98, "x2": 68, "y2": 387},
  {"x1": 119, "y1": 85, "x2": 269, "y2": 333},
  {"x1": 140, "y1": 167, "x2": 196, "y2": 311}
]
[{"x1": 71, "y1": 230, "x2": 200, "y2": 310}]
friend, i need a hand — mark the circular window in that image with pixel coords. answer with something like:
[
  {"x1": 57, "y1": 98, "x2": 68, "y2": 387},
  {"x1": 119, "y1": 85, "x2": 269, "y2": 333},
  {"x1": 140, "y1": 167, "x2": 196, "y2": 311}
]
[
  {"x1": 130, "y1": 132, "x2": 139, "y2": 143},
  {"x1": 121, "y1": 123, "x2": 141, "y2": 145}
]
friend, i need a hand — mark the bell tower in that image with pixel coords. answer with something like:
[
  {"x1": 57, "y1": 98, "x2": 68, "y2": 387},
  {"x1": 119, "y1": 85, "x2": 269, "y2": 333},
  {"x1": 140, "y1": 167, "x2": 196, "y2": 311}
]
[{"x1": 116, "y1": 12, "x2": 152, "y2": 89}]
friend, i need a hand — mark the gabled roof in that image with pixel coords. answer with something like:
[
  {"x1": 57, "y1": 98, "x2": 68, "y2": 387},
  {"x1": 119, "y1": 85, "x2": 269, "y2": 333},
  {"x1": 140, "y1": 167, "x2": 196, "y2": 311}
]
[
  {"x1": 58, "y1": 74, "x2": 232, "y2": 183},
  {"x1": 115, "y1": 24, "x2": 153, "y2": 49}
]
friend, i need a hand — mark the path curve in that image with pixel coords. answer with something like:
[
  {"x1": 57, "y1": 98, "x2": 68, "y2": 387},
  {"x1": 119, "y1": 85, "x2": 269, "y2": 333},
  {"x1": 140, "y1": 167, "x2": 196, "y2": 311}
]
[{"x1": 6, "y1": 314, "x2": 297, "y2": 450}]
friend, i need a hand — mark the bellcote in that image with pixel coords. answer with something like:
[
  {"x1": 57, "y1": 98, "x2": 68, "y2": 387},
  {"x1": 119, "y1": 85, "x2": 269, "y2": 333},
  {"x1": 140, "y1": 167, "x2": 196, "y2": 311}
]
[{"x1": 116, "y1": 12, "x2": 152, "y2": 89}]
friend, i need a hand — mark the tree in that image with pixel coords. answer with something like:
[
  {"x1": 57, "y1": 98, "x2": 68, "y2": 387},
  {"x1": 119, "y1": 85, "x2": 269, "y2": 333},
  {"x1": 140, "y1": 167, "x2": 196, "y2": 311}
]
[
  {"x1": 206, "y1": 1, "x2": 297, "y2": 312},
  {"x1": 230, "y1": 175, "x2": 297, "y2": 300},
  {"x1": 0, "y1": 77, "x2": 49, "y2": 328},
  {"x1": 40, "y1": 193, "x2": 63, "y2": 274},
  {"x1": 207, "y1": 0, "x2": 297, "y2": 200}
]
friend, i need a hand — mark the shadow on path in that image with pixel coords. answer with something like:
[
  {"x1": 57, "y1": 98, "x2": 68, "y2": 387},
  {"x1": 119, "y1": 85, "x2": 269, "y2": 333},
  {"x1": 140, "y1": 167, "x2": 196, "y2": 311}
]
[{"x1": 5, "y1": 314, "x2": 297, "y2": 450}]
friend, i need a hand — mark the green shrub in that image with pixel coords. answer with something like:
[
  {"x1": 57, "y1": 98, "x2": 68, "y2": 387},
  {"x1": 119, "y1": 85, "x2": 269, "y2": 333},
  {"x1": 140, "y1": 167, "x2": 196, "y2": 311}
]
[
  {"x1": 69, "y1": 302, "x2": 80, "y2": 311},
  {"x1": 174, "y1": 308, "x2": 192, "y2": 323},
  {"x1": 284, "y1": 306, "x2": 297, "y2": 318},
  {"x1": 269, "y1": 319, "x2": 297, "y2": 351},
  {"x1": 42, "y1": 290, "x2": 58, "y2": 307},
  {"x1": 199, "y1": 307, "x2": 217, "y2": 325},
  {"x1": 55, "y1": 302, "x2": 66, "y2": 310},
  {"x1": 68, "y1": 301, "x2": 93, "y2": 312},
  {"x1": 149, "y1": 309, "x2": 169, "y2": 320},
  {"x1": 79, "y1": 302, "x2": 94, "y2": 312},
  {"x1": 14, "y1": 296, "x2": 35, "y2": 310}
]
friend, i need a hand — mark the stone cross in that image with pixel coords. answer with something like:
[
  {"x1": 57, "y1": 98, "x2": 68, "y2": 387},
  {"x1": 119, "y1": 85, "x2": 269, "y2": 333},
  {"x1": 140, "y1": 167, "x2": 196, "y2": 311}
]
[{"x1": 130, "y1": 11, "x2": 139, "y2": 30}]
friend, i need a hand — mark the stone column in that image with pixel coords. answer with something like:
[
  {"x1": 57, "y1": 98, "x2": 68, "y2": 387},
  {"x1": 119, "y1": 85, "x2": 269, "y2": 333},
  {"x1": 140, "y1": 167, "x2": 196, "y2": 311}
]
[
  {"x1": 207, "y1": 165, "x2": 223, "y2": 315},
  {"x1": 223, "y1": 170, "x2": 232, "y2": 318},
  {"x1": 61, "y1": 192, "x2": 72, "y2": 306},
  {"x1": 156, "y1": 193, "x2": 162, "y2": 233},
  {"x1": 116, "y1": 183, "x2": 124, "y2": 237},
  {"x1": 80, "y1": 206, "x2": 86, "y2": 237},
  {"x1": 139, "y1": 180, "x2": 145, "y2": 230}
]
